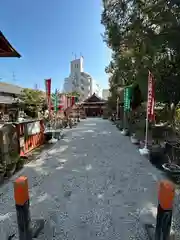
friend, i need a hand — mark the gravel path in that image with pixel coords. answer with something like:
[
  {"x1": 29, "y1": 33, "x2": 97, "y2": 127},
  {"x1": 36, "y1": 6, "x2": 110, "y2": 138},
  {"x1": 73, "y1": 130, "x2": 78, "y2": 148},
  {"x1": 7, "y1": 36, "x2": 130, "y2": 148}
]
[{"x1": 0, "y1": 118, "x2": 180, "y2": 240}]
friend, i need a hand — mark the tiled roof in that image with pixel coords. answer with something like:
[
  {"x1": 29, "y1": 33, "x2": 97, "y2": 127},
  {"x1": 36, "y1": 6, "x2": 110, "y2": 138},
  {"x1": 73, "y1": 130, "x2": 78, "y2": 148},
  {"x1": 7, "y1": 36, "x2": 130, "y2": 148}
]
[
  {"x1": 0, "y1": 31, "x2": 21, "y2": 58},
  {"x1": 83, "y1": 93, "x2": 106, "y2": 103},
  {"x1": 0, "y1": 82, "x2": 22, "y2": 94}
]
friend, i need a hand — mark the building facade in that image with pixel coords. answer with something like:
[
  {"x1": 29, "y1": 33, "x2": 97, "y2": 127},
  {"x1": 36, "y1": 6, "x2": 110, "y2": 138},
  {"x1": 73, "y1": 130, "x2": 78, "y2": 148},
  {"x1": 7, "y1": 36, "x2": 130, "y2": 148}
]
[
  {"x1": 102, "y1": 89, "x2": 110, "y2": 100},
  {"x1": 81, "y1": 93, "x2": 107, "y2": 117},
  {"x1": 63, "y1": 77, "x2": 72, "y2": 93},
  {"x1": 0, "y1": 82, "x2": 22, "y2": 121},
  {"x1": 63, "y1": 57, "x2": 100, "y2": 100}
]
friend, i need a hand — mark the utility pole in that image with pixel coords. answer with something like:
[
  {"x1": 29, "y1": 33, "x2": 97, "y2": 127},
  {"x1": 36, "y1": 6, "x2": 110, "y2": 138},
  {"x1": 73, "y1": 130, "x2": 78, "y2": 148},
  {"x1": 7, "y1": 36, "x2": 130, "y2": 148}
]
[{"x1": 34, "y1": 83, "x2": 38, "y2": 90}]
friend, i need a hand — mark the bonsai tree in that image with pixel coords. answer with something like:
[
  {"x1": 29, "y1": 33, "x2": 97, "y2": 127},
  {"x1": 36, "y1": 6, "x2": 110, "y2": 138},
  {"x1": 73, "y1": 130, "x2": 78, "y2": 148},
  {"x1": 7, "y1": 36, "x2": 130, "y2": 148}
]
[{"x1": 19, "y1": 88, "x2": 46, "y2": 118}]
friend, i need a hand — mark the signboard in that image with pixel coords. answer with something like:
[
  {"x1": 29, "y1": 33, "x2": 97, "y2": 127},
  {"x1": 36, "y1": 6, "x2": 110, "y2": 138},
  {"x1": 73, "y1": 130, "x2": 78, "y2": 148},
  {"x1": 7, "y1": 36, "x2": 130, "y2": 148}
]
[{"x1": 26, "y1": 121, "x2": 40, "y2": 136}]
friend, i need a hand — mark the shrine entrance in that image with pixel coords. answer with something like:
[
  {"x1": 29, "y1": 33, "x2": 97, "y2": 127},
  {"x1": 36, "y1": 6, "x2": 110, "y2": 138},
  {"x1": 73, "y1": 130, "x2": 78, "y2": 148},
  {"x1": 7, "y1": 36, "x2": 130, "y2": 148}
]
[{"x1": 81, "y1": 93, "x2": 107, "y2": 117}]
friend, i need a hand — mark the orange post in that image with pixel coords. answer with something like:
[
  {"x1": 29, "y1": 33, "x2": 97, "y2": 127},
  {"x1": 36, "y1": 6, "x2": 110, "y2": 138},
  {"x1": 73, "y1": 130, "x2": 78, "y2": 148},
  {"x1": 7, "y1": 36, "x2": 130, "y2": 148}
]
[
  {"x1": 14, "y1": 176, "x2": 32, "y2": 240},
  {"x1": 14, "y1": 176, "x2": 29, "y2": 205},
  {"x1": 158, "y1": 180, "x2": 175, "y2": 210},
  {"x1": 155, "y1": 180, "x2": 175, "y2": 240}
]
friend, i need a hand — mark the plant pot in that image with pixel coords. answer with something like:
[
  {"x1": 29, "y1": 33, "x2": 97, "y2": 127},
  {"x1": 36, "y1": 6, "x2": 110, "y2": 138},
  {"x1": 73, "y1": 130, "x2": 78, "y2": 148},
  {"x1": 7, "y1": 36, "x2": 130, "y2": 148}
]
[
  {"x1": 162, "y1": 163, "x2": 180, "y2": 175},
  {"x1": 5, "y1": 163, "x2": 16, "y2": 178},
  {"x1": 149, "y1": 144, "x2": 164, "y2": 168},
  {"x1": 0, "y1": 164, "x2": 5, "y2": 178},
  {"x1": 0, "y1": 173, "x2": 4, "y2": 183},
  {"x1": 16, "y1": 158, "x2": 25, "y2": 171},
  {"x1": 44, "y1": 132, "x2": 52, "y2": 142}
]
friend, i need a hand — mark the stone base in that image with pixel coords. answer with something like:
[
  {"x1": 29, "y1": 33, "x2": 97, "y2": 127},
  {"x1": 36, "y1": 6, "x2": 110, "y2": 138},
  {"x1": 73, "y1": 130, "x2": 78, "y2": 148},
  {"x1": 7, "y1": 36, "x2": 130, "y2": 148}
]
[
  {"x1": 139, "y1": 146, "x2": 149, "y2": 156},
  {"x1": 121, "y1": 129, "x2": 128, "y2": 136},
  {"x1": 48, "y1": 137, "x2": 58, "y2": 144},
  {"x1": 130, "y1": 136, "x2": 139, "y2": 144}
]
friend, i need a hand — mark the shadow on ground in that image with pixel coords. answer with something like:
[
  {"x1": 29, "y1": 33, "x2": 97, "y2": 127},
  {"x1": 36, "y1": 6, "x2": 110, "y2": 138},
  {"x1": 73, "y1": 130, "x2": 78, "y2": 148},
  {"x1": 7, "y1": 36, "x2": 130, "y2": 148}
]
[{"x1": 0, "y1": 118, "x2": 180, "y2": 239}]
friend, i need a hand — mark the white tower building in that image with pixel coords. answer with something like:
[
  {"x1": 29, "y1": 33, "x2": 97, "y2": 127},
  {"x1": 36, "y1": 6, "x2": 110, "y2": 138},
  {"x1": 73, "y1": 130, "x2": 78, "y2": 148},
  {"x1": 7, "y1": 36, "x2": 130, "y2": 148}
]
[{"x1": 63, "y1": 56, "x2": 100, "y2": 101}]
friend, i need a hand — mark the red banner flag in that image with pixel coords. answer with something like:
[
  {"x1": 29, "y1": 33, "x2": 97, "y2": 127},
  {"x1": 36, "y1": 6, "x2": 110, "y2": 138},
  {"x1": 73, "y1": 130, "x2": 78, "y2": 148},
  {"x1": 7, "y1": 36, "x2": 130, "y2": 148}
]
[
  {"x1": 67, "y1": 97, "x2": 71, "y2": 108},
  {"x1": 45, "y1": 79, "x2": 51, "y2": 97},
  {"x1": 71, "y1": 96, "x2": 75, "y2": 106},
  {"x1": 147, "y1": 71, "x2": 155, "y2": 121},
  {"x1": 64, "y1": 95, "x2": 67, "y2": 109},
  {"x1": 45, "y1": 79, "x2": 51, "y2": 115},
  {"x1": 60, "y1": 94, "x2": 67, "y2": 110}
]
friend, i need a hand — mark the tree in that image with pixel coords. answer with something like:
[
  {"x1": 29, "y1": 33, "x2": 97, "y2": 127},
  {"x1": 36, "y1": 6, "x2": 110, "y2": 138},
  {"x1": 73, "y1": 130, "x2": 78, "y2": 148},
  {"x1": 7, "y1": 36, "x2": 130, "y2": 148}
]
[
  {"x1": 20, "y1": 88, "x2": 46, "y2": 117},
  {"x1": 101, "y1": 0, "x2": 180, "y2": 106}
]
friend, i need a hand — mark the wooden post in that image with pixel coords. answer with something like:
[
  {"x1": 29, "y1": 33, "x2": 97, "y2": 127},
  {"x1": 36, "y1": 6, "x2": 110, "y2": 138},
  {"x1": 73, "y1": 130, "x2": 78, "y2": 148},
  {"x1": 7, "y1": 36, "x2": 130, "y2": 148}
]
[{"x1": 14, "y1": 176, "x2": 32, "y2": 240}]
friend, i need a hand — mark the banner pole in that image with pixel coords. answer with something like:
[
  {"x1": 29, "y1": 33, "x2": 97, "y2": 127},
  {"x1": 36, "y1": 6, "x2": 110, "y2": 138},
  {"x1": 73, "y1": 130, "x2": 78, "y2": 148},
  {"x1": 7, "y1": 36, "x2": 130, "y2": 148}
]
[
  {"x1": 145, "y1": 107, "x2": 149, "y2": 149},
  {"x1": 116, "y1": 97, "x2": 119, "y2": 120},
  {"x1": 53, "y1": 89, "x2": 58, "y2": 140},
  {"x1": 124, "y1": 108, "x2": 126, "y2": 129},
  {"x1": 53, "y1": 112, "x2": 57, "y2": 139},
  {"x1": 145, "y1": 70, "x2": 151, "y2": 149},
  {"x1": 139, "y1": 71, "x2": 151, "y2": 155}
]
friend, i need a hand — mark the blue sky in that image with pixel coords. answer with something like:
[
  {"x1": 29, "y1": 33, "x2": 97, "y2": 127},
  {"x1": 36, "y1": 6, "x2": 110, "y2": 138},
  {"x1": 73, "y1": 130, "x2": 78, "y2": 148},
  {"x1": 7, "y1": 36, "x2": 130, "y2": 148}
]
[{"x1": 0, "y1": 0, "x2": 111, "y2": 92}]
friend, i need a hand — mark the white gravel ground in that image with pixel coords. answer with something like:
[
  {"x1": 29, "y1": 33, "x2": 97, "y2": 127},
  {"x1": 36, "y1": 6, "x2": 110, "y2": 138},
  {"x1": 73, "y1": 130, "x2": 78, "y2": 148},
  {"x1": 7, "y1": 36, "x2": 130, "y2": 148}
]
[{"x1": 0, "y1": 118, "x2": 180, "y2": 240}]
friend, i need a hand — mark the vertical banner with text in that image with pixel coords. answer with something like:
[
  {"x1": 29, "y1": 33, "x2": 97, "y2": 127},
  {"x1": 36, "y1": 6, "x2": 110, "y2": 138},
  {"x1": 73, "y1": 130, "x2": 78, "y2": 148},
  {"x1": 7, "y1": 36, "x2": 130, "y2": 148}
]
[
  {"x1": 67, "y1": 97, "x2": 71, "y2": 108},
  {"x1": 54, "y1": 89, "x2": 58, "y2": 113},
  {"x1": 124, "y1": 87, "x2": 131, "y2": 111},
  {"x1": 62, "y1": 95, "x2": 67, "y2": 110},
  {"x1": 147, "y1": 71, "x2": 155, "y2": 122},
  {"x1": 71, "y1": 96, "x2": 75, "y2": 106}
]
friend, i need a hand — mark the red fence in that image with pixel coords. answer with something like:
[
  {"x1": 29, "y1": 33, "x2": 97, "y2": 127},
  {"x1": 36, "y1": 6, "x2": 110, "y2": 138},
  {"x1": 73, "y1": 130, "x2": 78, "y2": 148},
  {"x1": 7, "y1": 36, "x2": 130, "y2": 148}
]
[{"x1": 0, "y1": 119, "x2": 45, "y2": 179}]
